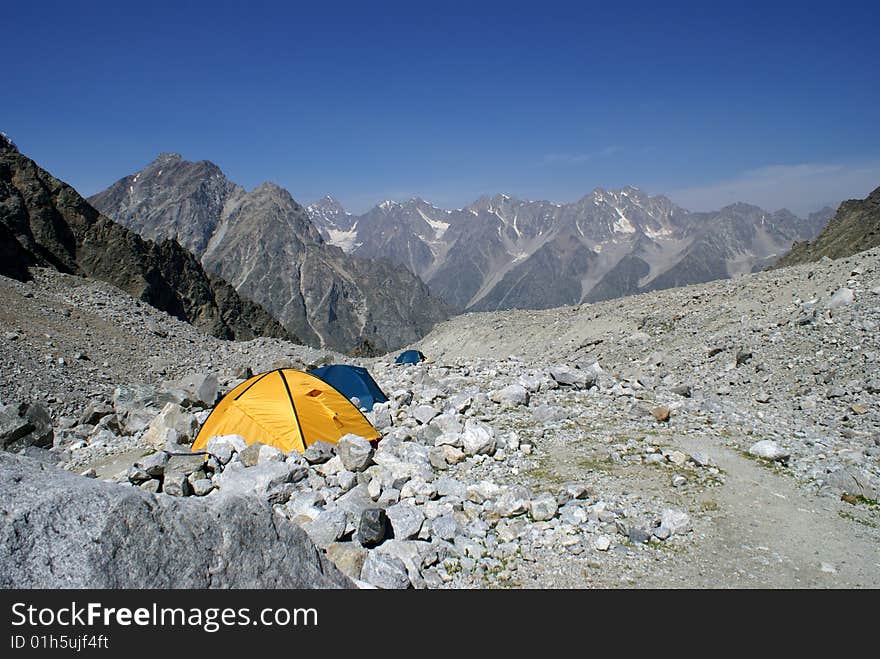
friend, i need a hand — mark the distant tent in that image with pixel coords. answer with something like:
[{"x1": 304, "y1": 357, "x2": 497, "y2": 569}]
[
  {"x1": 191, "y1": 369, "x2": 379, "y2": 454},
  {"x1": 395, "y1": 350, "x2": 425, "y2": 365},
  {"x1": 308, "y1": 364, "x2": 389, "y2": 410}
]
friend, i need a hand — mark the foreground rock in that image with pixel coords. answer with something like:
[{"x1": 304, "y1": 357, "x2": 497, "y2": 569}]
[{"x1": 0, "y1": 454, "x2": 352, "y2": 589}]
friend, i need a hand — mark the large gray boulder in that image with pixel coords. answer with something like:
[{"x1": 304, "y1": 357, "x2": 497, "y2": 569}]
[{"x1": 0, "y1": 453, "x2": 352, "y2": 588}]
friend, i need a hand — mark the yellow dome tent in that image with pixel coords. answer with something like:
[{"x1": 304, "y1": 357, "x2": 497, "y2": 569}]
[{"x1": 191, "y1": 369, "x2": 380, "y2": 454}]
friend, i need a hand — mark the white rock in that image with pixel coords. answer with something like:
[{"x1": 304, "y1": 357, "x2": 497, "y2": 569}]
[
  {"x1": 206, "y1": 434, "x2": 247, "y2": 464},
  {"x1": 386, "y1": 502, "x2": 426, "y2": 540},
  {"x1": 411, "y1": 405, "x2": 440, "y2": 425},
  {"x1": 659, "y1": 509, "x2": 692, "y2": 536},
  {"x1": 748, "y1": 440, "x2": 790, "y2": 462},
  {"x1": 828, "y1": 288, "x2": 854, "y2": 309},
  {"x1": 257, "y1": 445, "x2": 285, "y2": 463},
  {"x1": 461, "y1": 420, "x2": 496, "y2": 456},
  {"x1": 491, "y1": 384, "x2": 530, "y2": 407},
  {"x1": 336, "y1": 434, "x2": 374, "y2": 472},
  {"x1": 593, "y1": 535, "x2": 612, "y2": 551},
  {"x1": 530, "y1": 492, "x2": 558, "y2": 521}
]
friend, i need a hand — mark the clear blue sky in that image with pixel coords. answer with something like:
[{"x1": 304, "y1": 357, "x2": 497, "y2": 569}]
[{"x1": 2, "y1": 0, "x2": 878, "y2": 215}]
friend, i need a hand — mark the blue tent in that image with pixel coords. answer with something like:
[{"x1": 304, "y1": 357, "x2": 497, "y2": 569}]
[
  {"x1": 308, "y1": 364, "x2": 389, "y2": 410},
  {"x1": 395, "y1": 349, "x2": 425, "y2": 365}
]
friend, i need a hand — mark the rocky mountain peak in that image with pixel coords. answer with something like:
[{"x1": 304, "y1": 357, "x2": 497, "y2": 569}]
[
  {"x1": 154, "y1": 152, "x2": 183, "y2": 164},
  {"x1": 0, "y1": 145, "x2": 291, "y2": 341},
  {"x1": 93, "y1": 159, "x2": 450, "y2": 353},
  {"x1": 310, "y1": 194, "x2": 346, "y2": 213},
  {"x1": 0, "y1": 132, "x2": 18, "y2": 153}
]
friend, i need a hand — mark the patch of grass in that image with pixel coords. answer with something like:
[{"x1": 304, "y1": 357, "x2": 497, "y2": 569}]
[
  {"x1": 848, "y1": 494, "x2": 880, "y2": 509},
  {"x1": 738, "y1": 450, "x2": 789, "y2": 475},
  {"x1": 699, "y1": 500, "x2": 719, "y2": 512},
  {"x1": 577, "y1": 456, "x2": 615, "y2": 472},
  {"x1": 838, "y1": 510, "x2": 878, "y2": 529},
  {"x1": 524, "y1": 467, "x2": 566, "y2": 485}
]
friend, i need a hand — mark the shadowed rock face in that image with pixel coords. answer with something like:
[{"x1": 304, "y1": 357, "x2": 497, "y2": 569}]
[
  {"x1": 91, "y1": 157, "x2": 450, "y2": 354},
  {"x1": 0, "y1": 138, "x2": 292, "y2": 341},
  {"x1": 0, "y1": 453, "x2": 352, "y2": 588},
  {"x1": 775, "y1": 186, "x2": 880, "y2": 267},
  {"x1": 308, "y1": 189, "x2": 830, "y2": 312}
]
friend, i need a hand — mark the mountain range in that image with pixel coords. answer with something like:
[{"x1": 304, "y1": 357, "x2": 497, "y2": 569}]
[
  {"x1": 307, "y1": 189, "x2": 832, "y2": 311},
  {"x1": 0, "y1": 136, "x2": 290, "y2": 342},
  {"x1": 89, "y1": 155, "x2": 450, "y2": 354}
]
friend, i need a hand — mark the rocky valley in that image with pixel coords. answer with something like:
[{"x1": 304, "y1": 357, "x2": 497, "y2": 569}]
[{"x1": 2, "y1": 237, "x2": 878, "y2": 587}]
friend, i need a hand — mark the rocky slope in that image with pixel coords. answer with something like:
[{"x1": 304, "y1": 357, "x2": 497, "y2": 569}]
[
  {"x1": 90, "y1": 158, "x2": 450, "y2": 353},
  {"x1": 309, "y1": 189, "x2": 830, "y2": 311},
  {"x1": 1, "y1": 244, "x2": 877, "y2": 589},
  {"x1": 0, "y1": 137, "x2": 290, "y2": 341},
  {"x1": 775, "y1": 186, "x2": 880, "y2": 267}
]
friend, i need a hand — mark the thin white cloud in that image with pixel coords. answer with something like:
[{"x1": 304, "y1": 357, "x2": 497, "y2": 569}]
[
  {"x1": 541, "y1": 145, "x2": 620, "y2": 166},
  {"x1": 665, "y1": 161, "x2": 880, "y2": 215}
]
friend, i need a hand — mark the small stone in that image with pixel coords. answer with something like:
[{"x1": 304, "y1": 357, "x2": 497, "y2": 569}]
[
  {"x1": 828, "y1": 288, "x2": 854, "y2": 309},
  {"x1": 411, "y1": 405, "x2": 440, "y2": 425},
  {"x1": 461, "y1": 420, "x2": 496, "y2": 456},
  {"x1": 326, "y1": 542, "x2": 368, "y2": 581},
  {"x1": 735, "y1": 349, "x2": 753, "y2": 366},
  {"x1": 748, "y1": 440, "x2": 790, "y2": 463},
  {"x1": 162, "y1": 473, "x2": 191, "y2": 497},
  {"x1": 850, "y1": 404, "x2": 868, "y2": 415},
  {"x1": 361, "y1": 552, "x2": 410, "y2": 589},
  {"x1": 430, "y1": 514, "x2": 459, "y2": 541},
  {"x1": 302, "y1": 510, "x2": 348, "y2": 548},
  {"x1": 238, "y1": 442, "x2": 265, "y2": 467},
  {"x1": 303, "y1": 440, "x2": 336, "y2": 464},
  {"x1": 671, "y1": 474, "x2": 687, "y2": 487},
  {"x1": 755, "y1": 391, "x2": 771, "y2": 404},
  {"x1": 357, "y1": 508, "x2": 389, "y2": 547},
  {"x1": 127, "y1": 464, "x2": 150, "y2": 484},
  {"x1": 441, "y1": 445, "x2": 466, "y2": 465},
  {"x1": 659, "y1": 509, "x2": 691, "y2": 536},
  {"x1": 593, "y1": 535, "x2": 612, "y2": 551},
  {"x1": 529, "y1": 492, "x2": 558, "y2": 521},
  {"x1": 337, "y1": 434, "x2": 375, "y2": 472},
  {"x1": 257, "y1": 445, "x2": 285, "y2": 463},
  {"x1": 386, "y1": 503, "x2": 425, "y2": 540},
  {"x1": 139, "y1": 451, "x2": 169, "y2": 477},
  {"x1": 495, "y1": 485, "x2": 530, "y2": 517},
  {"x1": 164, "y1": 453, "x2": 205, "y2": 477},
  {"x1": 139, "y1": 479, "x2": 160, "y2": 493},
  {"x1": 671, "y1": 384, "x2": 692, "y2": 398},
  {"x1": 651, "y1": 406, "x2": 671, "y2": 422},
  {"x1": 142, "y1": 403, "x2": 198, "y2": 450},
  {"x1": 206, "y1": 434, "x2": 247, "y2": 464},
  {"x1": 491, "y1": 384, "x2": 530, "y2": 407},
  {"x1": 628, "y1": 527, "x2": 651, "y2": 544},
  {"x1": 191, "y1": 478, "x2": 214, "y2": 496}
]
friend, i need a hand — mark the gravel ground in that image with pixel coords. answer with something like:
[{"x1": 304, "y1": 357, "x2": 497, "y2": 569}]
[{"x1": 1, "y1": 248, "x2": 878, "y2": 588}]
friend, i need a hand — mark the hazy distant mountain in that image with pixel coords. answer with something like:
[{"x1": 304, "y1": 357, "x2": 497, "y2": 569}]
[
  {"x1": 308, "y1": 187, "x2": 828, "y2": 311},
  {"x1": 0, "y1": 137, "x2": 291, "y2": 341},
  {"x1": 774, "y1": 188, "x2": 879, "y2": 267},
  {"x1": 91, "y1": 157, "x2": 449, "y2": 353}
]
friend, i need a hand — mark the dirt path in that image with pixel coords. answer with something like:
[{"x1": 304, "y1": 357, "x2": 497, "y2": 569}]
[{"x1": 627, "y1": 436, "x2": 880, "y2": 588}]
